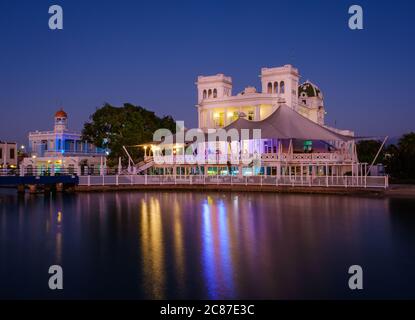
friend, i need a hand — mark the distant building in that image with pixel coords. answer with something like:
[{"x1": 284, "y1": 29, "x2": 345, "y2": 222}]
[
  {"x1": 22, "y1": 109, "x2": 106, "y2": 175},
  {"x1": 0, "y1": 141, "x2": 17, "y2": 169}
]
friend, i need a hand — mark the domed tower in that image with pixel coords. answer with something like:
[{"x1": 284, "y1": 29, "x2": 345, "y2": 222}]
[
  {"x1": 54, "y1": 108, "x2": 68, "y2": 132},
  {"x1": 298, "y1": 81, "x2": 325, "y2": 125}
]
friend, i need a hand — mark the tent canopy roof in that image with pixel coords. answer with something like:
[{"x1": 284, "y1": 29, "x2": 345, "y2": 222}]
[{"x1": 222, "y1": 104, "x2": 353, "y2": 141}]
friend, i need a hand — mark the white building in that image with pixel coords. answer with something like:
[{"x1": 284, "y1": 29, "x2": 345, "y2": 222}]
[
  {"x1": 138, "y1": 64, "x2": 364, "y2": 179},
  {"x1": 196, "y1": 65, "x2": 327, "y2": 128},
  {"x1": 22, "y1": 109, "x2": 106, "y2": 175},
  {"x1": 0, "y1": 141, "x2": 17, "y2": 169}
]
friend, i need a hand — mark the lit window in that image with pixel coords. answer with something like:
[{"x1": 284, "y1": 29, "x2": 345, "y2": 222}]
[
  {"x1": 267, "y1": 82, "x2": 272, "y2": 93},
  {"x1": 233, "y1": 111, "x2": 239, "y2": 121},
  {"x1": 247, "y1": 111, "x2": 254, "y2": 120},
  {"x1": 218, "y1": 112, "x2": 225, "y2": 127}
]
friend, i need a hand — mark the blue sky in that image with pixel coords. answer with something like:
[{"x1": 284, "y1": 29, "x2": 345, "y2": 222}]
[{"x1": 0, "y1": 0, "x2": 414, "y2": 144}]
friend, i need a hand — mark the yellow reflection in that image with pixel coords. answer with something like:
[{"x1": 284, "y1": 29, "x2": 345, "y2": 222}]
[
  {"x1": 173, "y1": 199, "x2": 185, "y2": 290},
  {"x1": 140, "y1": 197, "x2": 165, "y2": 299}
]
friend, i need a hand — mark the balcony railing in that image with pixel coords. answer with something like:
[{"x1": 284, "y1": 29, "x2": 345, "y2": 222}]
[
  {"x1": 148, "y1": 152, "x2": 352, "y2": 165},
  {"x1": 261, "y1": 152, "x2": 351, "y2": 162}
]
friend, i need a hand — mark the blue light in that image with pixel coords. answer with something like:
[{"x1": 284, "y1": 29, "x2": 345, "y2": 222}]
[{"x1": 202, "y1": 202, "x2": 217, "y2": 299}]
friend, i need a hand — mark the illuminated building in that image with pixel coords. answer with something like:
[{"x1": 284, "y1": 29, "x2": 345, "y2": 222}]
[
  {"x1": 0, "y1": 141, "x2": 17, "y2": 169},
  {"x1": 138, "y1": 64, "x2": 365, "y2": 179},
  {"x1": 22, "y1": 109, "x2": 106, "y2": 175}
]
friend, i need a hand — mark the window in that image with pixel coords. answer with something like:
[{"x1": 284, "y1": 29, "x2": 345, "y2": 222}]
[
  {"x1": 273, "y1": 81, "x2": 278, "y2": 93},
  {"x1": 232, "y1": 111, "x2": 239, "y2": 121},
  {"x1": 218, "y1": 112, "x2": 225, "y2": 127},
  {"x1": 280, "y1": 81, "x2": 285, "y2": 94},
  {"x1": 208, "y1": 89, "x2": 212, "y2": 98},
  {"x1": 213, "y1": 88, "x2": 217, "y2": 98},
  {"x1": 214, "y1": 112, "x2": 225, "y2": 127},
  {"x1": 42, "y1": 140, "x2": 48, "y2": 151},
  {"x1": 203, "y1": 90, "x2": 207, "y2": 99},
  {"x1": 247, "y1": 110, "x2": 254, "y2": 120},
  {"x1": 9, "y1": 148, "x2": 15, "y2": 159},
  {"x1": 0, "y1": 147, "x2": 2, "y2": 159},
  {"x1": 267, "y1": 82, "x2": 272, "y2": 93}
]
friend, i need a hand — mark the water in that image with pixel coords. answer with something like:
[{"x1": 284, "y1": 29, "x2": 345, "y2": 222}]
[{"x1": 1, "y1": 189, "x2": 415, "y2": 299}]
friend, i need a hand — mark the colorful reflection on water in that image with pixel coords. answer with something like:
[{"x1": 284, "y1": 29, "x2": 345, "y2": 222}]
[{"x1": 0, "y1": 189, "x2": 415, "y2": 299}]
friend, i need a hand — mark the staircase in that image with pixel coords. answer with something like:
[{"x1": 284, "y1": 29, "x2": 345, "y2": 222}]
[{"x1": 136, "y1": 157, "x2": 154, "y2": 173}]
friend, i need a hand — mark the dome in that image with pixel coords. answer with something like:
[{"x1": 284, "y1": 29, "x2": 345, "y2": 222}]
[
  {"x1": 298, "y1": 81, "x2": 323, "y2": 99},
  {"x1": 55, "y1": 108, "x2": 67, "y2": 118}
]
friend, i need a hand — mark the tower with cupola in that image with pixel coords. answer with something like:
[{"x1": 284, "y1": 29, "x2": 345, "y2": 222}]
[{"x1": 54, "y1": 108, "x2": 68, "y2": 132}]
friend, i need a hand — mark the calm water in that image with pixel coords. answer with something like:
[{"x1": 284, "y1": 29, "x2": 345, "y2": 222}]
[{"x1": 0, "y1": 189, "x2": 415, "y2": 299}]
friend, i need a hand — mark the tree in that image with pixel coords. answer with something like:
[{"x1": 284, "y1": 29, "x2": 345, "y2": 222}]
[
  {"x1": 82, "y1": 103, "x2": 176, "y2": 166},
  {"x1": 396, "y1": 132, "x2": 415, "y2": 179},
  {"x1": 383, "y1": 144, "x2": 400, "y2": 177},
  {"x1": 382, "y1": 132, "x2": 415, "y2": 181},
  {"x1": 356, "y1": 139, "x2": 383, "y2": 164}
]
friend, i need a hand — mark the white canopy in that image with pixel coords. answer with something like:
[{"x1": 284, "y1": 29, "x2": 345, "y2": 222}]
[{"x1": 223, "y1": 104, "x2": 353, "y2": 141}]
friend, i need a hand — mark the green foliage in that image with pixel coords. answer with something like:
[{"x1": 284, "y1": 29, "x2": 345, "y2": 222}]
[
  {"x1": 390, "y1": 132, "x2": 415, "y2": 180},
  {"x1": 358, "y1": 133, "x2": 415, "y2": 180},
  {"x1": 356, "y1": 140, "x2": 383, "y2": 164},
  {"x1": 82, "y1": 103, "x2": 176, "y2": 166}
]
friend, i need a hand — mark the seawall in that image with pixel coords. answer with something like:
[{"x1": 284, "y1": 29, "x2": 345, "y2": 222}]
[{"x1": 75, "y1": 184, "x2": 387, "y2": 197}]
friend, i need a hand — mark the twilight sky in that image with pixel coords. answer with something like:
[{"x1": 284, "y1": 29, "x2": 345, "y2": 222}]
[{"x1": 0, "y1": 0, "x2": 414, "y2": 145}]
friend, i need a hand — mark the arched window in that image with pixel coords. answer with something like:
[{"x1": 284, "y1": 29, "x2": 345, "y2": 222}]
[
  {"x1": 203, "y1": 90, "x2": 207, "y2": 99},
  {"x1": 208, "y1": 89, "x2": 212, "y2": 98},
  {"x1": 267, "y1": 82, "x2": 272, "y2": 93},
  {"x1": 273, "y1": 82, "x2": 278, "y2": 94},
  {"x1": 280, "y1": 81, "x2": 285, "y2": 94},
  {"x1": 213, "y1": 88, "x2": 217, "y2": 98}
]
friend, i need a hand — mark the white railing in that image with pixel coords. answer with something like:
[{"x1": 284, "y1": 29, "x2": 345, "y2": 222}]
[
  {"x1": 261, "y1": 152, "x2": 351, "y2": 162},
  {"x1": 147, "y1": 152, "x2": 350, "y2": 166},
  {"x1": 78, "y1": 174, "x2": 389, "y2": 189}
]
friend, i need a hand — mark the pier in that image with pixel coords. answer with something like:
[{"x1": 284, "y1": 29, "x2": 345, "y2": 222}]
[{"x1": 0, "y1": 174, "x2": 79, "y2": 193}]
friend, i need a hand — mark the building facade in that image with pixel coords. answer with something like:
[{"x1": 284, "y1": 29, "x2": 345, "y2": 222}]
[
  {"x1": 23, "y1": 109, "x2": 106, "y2": 175},
  {"x1": 196, "y1": 64, "x2": 329, "y2": 130},
  {"x1": 137, "y1": 64, "x2": 363, "y2": 180},
  {"x1": 0, "y1": 141, "x2": 17, "y2": 169}
]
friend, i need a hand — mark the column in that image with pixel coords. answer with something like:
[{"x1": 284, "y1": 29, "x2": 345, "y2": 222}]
[{"x1": 254, "y1": 105, "x2": 260, "y2": 121}]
